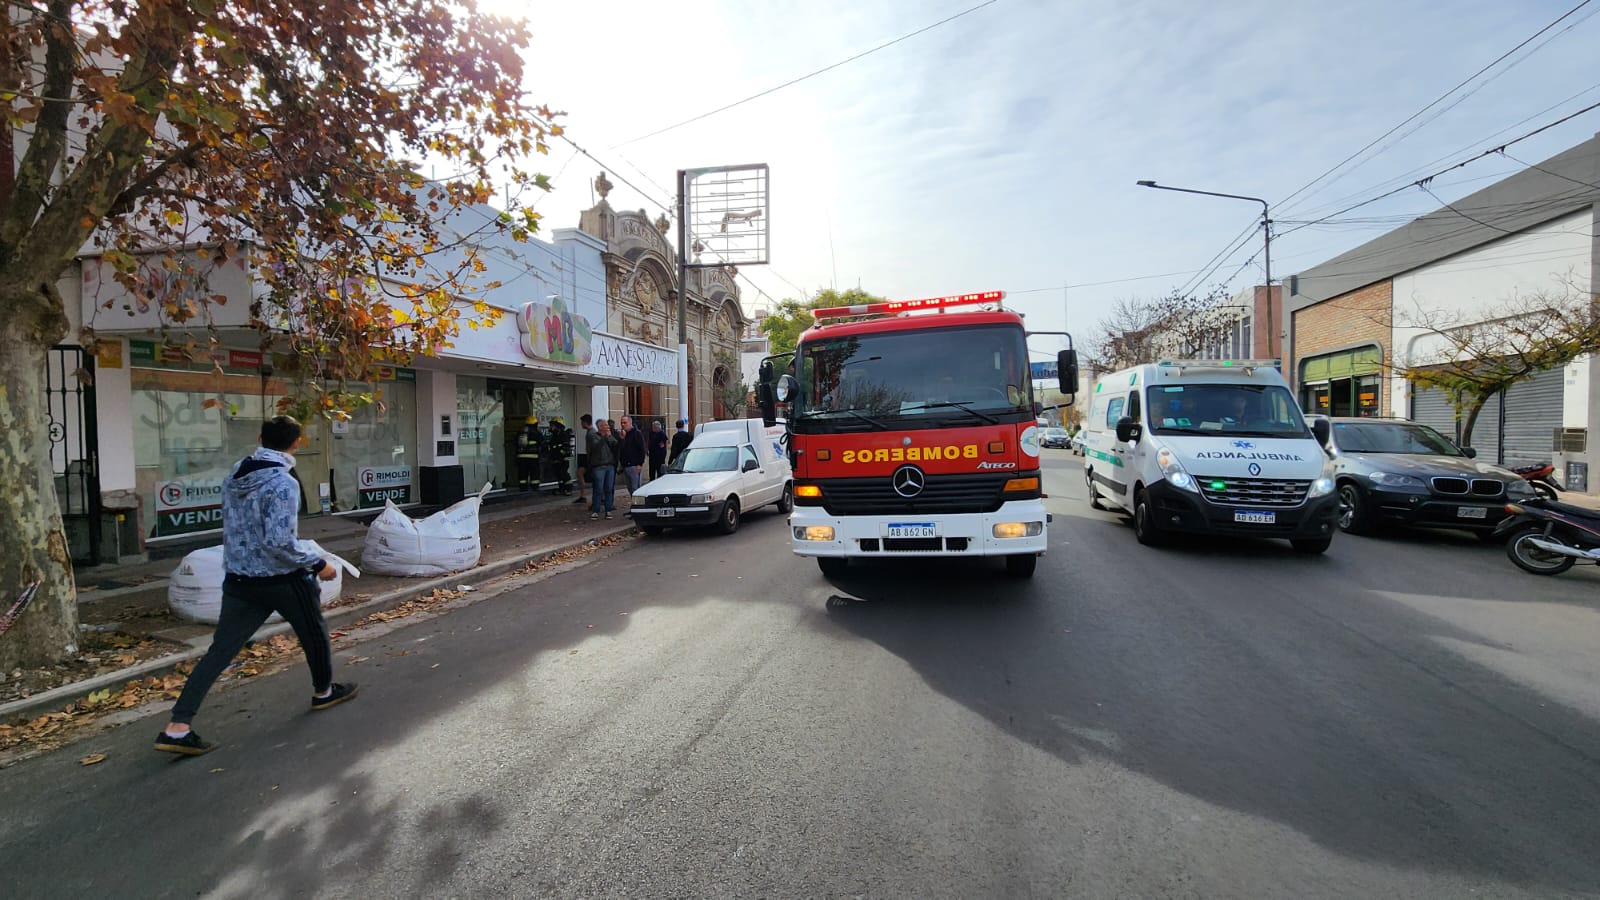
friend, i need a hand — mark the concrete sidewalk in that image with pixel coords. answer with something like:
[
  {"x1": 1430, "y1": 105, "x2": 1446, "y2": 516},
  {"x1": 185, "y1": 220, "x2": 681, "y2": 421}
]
[{"x1": 3, "y1": 486, "x2": 643, "y2": 724}]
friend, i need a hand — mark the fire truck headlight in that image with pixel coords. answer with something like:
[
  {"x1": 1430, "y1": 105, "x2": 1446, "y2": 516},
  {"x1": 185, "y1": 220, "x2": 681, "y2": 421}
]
[
  {"x1": 992, "y1": 521, "x2": 1044, "y2": 539},
  {"x1": 794, "y1": 525, "x2": 835, "y2": 542},
  {"x1": 794, "y1": 484, "x2": 822, "y2": 499}
]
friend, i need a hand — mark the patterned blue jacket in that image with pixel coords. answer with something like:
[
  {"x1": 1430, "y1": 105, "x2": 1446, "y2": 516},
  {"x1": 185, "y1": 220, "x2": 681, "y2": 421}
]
[{"x1": 222, "y1": 448, "x2": 324, "y2": 579}]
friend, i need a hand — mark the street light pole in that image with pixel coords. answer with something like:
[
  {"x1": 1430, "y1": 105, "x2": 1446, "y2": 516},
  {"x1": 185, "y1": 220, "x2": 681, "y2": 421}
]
[{"x1": 1136, "y1": 180, "x2": 1274, "y2": 364}]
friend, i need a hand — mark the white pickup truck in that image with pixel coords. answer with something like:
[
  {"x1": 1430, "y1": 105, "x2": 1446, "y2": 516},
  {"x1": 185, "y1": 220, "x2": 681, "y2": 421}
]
[{"x1": 626, "y1": 419, "x2": 794, "y2": 535}]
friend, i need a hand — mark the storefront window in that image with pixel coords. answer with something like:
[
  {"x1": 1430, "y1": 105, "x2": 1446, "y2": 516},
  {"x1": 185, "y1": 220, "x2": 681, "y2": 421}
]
[
  {"x1": 130, "y1": 341, "x2": 288, "y2": 539},
  {"x1": 457, "y1": 376, "x2": 506, "y2": 491},
  {"x1": 324, "y1": 368, "x2": 417, "y2": 511},
  {"x1": 1356, "y1": 374, "x2": 1381, "y2": 417}
]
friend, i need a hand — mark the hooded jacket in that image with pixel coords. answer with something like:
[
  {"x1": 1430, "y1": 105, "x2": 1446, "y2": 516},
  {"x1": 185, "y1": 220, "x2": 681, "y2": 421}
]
[{"x1": 222, "y1": 447, "x2": 324, "y2": 580}]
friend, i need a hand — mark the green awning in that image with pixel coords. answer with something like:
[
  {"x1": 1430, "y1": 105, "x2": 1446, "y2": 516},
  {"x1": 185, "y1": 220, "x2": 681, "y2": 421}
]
[{"x1": 1300, "y1": 346, "x2": 1380, "y2": 382}]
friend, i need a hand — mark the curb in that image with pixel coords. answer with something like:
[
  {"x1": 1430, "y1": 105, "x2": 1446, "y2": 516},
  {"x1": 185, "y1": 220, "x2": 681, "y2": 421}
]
[{"x1": 0, "y1": 524, "x2": 637, "y2": 724}]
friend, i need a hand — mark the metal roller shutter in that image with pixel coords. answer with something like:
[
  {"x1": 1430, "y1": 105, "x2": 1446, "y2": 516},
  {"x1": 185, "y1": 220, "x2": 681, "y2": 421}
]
[
  {"x1": 1500, "y1": 367, "x2": 1564, "y2": 467},
  {"x1": 1411, "y1": 385, "x2": 1502, "y2": 457}
]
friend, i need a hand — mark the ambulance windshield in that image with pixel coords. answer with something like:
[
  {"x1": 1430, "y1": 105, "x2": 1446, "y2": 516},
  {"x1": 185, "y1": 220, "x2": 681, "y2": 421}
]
[
  {"x1": 1144, "y1": 384, "x2": 1310, "y2": 438},
  {"x1": 793, "y1": 324, "x2": 1031, "y2": 433}
]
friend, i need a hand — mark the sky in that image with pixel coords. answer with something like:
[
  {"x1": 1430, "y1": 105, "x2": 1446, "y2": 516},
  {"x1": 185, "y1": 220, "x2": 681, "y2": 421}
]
[{"x1": 478, "y1": 0, "x2": 1600, "y2": 355}]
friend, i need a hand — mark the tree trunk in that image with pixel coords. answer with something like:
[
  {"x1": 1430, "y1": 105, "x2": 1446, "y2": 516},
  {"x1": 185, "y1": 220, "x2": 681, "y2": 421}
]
[
  {"x1": 1458, "y1": 390, "x2": 1495, "y2": 453},
  {"x1": 0, "y1": 325, "x2": 80, "y2": 671}
]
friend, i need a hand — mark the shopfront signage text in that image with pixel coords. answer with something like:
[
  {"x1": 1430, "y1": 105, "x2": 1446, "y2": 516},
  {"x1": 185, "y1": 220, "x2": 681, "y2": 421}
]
[
  {"x1": 358, "y1": 465, "x2": 413, "y2": 508},
  {"x1": 583, "y1": 333, "x2": 677, "y2": 385}
]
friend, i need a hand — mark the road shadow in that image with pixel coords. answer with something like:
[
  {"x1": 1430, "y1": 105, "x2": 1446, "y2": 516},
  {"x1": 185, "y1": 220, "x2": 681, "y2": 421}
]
[{"x1": 809, "y1": 552, "x2": 1600, "y2": 895}]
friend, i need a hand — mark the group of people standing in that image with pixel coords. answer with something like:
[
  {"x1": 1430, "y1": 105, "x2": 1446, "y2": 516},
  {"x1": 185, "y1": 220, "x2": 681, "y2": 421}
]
[{"x1": 572, "y1": 415, "x2": 695, "y2": 518}]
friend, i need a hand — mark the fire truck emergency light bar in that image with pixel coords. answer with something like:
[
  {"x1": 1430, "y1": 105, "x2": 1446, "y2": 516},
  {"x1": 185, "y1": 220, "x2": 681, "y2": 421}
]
[{"x1": 811, "y1": 290, "x2": 1006, "y2": 320}]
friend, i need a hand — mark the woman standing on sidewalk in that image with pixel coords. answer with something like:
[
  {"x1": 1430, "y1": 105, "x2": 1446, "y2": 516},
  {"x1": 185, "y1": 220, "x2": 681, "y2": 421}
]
[{"x1": 587, "y1": 419, "x2": 620, "y2": 519}]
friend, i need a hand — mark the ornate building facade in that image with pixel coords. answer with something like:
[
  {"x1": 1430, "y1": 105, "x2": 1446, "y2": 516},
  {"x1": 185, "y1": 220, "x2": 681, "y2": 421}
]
[{"x1": 578, "y1": 172, "x2": 749, "y2": 426}]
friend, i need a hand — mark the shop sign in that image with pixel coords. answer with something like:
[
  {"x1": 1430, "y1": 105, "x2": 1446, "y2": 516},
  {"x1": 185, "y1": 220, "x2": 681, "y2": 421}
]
[
  {"x1": 582, "y1": 332, "x2": 677, "y2": 385},
  {"x1": 154, "y1": 479, "x2": 225, "y2": 536},
  {"x1": 517, "y1": 295, "x2": 594, "y2": 364},
  {"x1": 358, "y1": 465, "x2": 413, "y2": 508},
  {"x1": 128, "y1": 340, "x2": 267, "y2": 374}
]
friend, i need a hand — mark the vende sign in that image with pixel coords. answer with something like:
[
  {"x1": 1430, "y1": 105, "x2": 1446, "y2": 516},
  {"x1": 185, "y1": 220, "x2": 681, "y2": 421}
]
[
  {"x1": 358, "y1": 466, "x2": 412, "y2": 508},
  {"x1": 153, "y1": 480, "x2": 224, "y2": 537}
]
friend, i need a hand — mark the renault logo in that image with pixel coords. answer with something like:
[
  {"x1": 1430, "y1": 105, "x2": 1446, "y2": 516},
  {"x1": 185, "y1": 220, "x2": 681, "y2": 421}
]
[
  {"x1": 891, "y1": 465, "x2": 926, "y2": 498},
  {"x1": 1248, "y1": 463, "x2": 1262, "y2": 476}
]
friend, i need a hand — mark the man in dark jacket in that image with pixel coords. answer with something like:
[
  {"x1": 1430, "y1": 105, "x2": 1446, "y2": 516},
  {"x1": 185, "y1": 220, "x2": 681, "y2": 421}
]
[
  {"x1": 647, "y1": 419, "x2": 669, "y2": 481},
  {"x1": 618, "y1": 415, "x2": 648, "y2": 493},
  {"x1": 155, "y1": 416, "x2": 357, "y2": 756},
  {"x1": 668, "y1": 419, "x2": 692, "y2": 466}
]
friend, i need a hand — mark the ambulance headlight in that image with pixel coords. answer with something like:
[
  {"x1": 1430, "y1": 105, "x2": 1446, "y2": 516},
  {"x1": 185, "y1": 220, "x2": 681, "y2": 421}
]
[
  {"x1": 1308, "y1": 460, "x2": 1337, "y2": 498},
  {"x1": 1157, "y1": 447, "x2": 1198, "y2": 493}
]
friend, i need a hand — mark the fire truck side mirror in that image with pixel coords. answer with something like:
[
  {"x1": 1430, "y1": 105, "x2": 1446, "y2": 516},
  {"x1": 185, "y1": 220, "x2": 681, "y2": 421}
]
[
  {"x1": 759, "y1": 359, "x2": 775, "y2": 385},
  {"x1": 757, "y1": 383, "x2": 777, "y2": 427},
  {"x1": 1057, "y1": 349, "x2": 1079, "y2": 397}
]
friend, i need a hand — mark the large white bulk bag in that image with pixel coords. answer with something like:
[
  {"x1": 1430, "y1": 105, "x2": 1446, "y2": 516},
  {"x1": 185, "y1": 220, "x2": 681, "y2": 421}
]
[
  {"x1": 359, "y1": 484, "x2": 491, "y2": 577},
  {"x1": 167, "y1": 540, "x2": 357, "y2": 625}
]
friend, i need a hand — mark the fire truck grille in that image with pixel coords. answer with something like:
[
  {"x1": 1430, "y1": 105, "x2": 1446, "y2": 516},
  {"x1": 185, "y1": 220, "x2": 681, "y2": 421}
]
[{"x1": 807, "y1": 472, "x2": 1017, "y2": 516}]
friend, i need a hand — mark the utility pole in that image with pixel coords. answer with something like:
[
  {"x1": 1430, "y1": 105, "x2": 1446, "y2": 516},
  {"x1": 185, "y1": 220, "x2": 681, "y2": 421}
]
[
  {"x1": 676, "y1": 169, "x2": 690, "y2": 425},
  {"x1": 1136, "y1": 181, "x2": 1274, "y2": 363}
]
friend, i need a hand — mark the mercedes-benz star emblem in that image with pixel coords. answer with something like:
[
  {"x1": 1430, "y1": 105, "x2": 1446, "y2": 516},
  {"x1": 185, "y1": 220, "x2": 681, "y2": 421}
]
[{"x1": 891, "y1": 465, "x2": 926, "y2": 498}]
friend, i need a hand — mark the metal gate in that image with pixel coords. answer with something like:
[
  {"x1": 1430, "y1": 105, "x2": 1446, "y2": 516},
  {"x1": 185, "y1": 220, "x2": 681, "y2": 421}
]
[
  {"x1": 1501, "y1": 367, "x2": 1564, "y2": 466},
  {"x1": 44, "y1": 346, "x2": 101, "y2": 565},
  {"x1": 1411, "y1": 385, "x2": 1501, "y2": 457},
  {"x1": 1411, "y1": 367, "x2": 1563, "y2": 466}
]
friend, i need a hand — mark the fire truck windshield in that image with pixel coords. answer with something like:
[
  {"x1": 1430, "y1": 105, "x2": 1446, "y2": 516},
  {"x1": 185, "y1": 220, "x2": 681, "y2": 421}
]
[{"x1": 793, "y1": 323, "x2": 1031, "y2": 433}]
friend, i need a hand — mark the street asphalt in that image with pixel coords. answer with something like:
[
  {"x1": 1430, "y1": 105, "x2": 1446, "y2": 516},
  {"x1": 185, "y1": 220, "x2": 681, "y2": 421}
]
[{"x1": 3, "y1": 452, "x2": 1600, "y2": 898}]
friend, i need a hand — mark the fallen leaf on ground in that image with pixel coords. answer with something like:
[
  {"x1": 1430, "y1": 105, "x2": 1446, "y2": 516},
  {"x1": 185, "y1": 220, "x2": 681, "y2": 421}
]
[
  {"x1": 346, "y1": 657, "x2": 369, "y2": 665},
  {"x1": 79, "y1": 753, "x2": 106, "y2": 766},
  {"x1": 209, "y1": 768, "x2": 225, "y2": 774},
  {"x1": 430, "y1": 663, "x2": 440, "y2": 669}
]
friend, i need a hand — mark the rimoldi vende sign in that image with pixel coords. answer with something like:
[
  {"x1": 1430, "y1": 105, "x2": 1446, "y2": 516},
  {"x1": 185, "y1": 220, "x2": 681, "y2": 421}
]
[
  {"x1": 358, "y1": 466, "x2": 413, "y2": 508},
  {"x1": 153, "y1": 480, "x2": 224, "y2": 537}
]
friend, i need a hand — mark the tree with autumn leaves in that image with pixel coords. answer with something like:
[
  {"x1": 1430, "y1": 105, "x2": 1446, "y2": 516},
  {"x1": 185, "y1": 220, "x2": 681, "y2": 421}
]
[{"x1": 0, "y1": 0, "x2": 558, "y2": 668}]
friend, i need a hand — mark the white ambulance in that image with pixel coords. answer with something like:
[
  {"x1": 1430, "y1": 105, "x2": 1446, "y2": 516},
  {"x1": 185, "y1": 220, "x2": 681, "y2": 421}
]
[{"x1": 1079, "y1": 360, "x2": 1339, "y2": 552}]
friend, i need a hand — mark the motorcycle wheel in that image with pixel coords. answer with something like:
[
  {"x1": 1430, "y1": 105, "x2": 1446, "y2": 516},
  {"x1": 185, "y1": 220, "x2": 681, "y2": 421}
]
[
  {"x1": 1506, "y1": 525, "x2": 1576, "y2": 576},
  {"x1": 1531, "y1": 481, "x2": 1559, "y2": 500}
]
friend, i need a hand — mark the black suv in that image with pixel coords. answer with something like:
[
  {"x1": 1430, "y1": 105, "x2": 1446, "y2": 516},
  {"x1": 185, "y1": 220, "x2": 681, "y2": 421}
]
[{"x1": 1313, "y1": 416, "x2": 1536, "y2": 537}]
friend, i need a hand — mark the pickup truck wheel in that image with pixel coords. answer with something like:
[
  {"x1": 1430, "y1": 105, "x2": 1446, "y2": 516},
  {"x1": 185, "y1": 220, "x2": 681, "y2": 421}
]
[
  {"x1": 717, "y1": 497, "x2": 741, "y2": 534},
  {"x1": 776, "y1": 484, "x2": 794, "y2": 514},
  {"x1": 1004, "y1": 553, "x2": 1038, "y2": 578},
  {"x1": 818, "y1": 556, "x2": 847, "y2": 577}
]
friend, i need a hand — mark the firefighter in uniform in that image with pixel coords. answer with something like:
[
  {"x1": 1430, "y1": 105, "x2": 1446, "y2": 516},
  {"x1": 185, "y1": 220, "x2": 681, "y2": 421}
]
[
  {"x1": 516, "y1": 416, "x2": 544, "y2": 490},
  {"x1": 545, "y1": 417, "x2": 574, "y2": 495}
]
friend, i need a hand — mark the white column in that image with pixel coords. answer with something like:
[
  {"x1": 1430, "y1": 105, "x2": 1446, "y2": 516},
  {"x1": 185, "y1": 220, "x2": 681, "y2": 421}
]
[
  {"x1": 415, "y1": 369, "x2": 458, "y2": 466},
  {"x1": 92, "y1": 338, "x2": 136, "y2": 494}
]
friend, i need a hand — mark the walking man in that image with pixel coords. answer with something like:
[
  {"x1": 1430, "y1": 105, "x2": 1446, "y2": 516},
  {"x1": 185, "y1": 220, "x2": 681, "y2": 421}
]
[
  {"x1": 155, "y1": 416, "x2": 357, "y2": 756},
  {"x1": 572, "y1": 414, "x2": 593, "y2": 505},
  {"x1": 618, "y1": 415, "x2": 647, "y2": 493},
  {"x1": 648, "y1": 419, "x2": 669, "y2": 480},
  {"x1": 588, "y1": 418, "x2": 620, "y2": 519},
  {"x1": 668, "y1": 418, "x2": 693, "y2": 465}
]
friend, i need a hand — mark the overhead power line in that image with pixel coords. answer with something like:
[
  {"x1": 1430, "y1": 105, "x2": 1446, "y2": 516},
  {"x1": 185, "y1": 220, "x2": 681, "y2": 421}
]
[
  {"x1": 613, "y1": 0, "x2": 1001, "y2": 148},
  {"x1": 1274, "y1": 0, "x2": 1595, "y2": 214},
  {"x1": 1277, "y1": 98, "x2": 1600, "y2": 239}
]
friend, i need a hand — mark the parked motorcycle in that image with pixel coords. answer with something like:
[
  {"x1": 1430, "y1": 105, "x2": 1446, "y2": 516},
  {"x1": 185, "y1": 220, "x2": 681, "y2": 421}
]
[
  {"x1": 1511, "y1": 462, "x2": 1565, "y2": 500},
  {"x1": 1494, "y1": 497, "x2": 1600, "y2": 576}
]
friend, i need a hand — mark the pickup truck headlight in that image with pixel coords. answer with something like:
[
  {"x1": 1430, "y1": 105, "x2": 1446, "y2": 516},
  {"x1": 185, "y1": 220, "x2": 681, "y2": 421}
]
[
  {"x1": 690, "y1": 493, "x2": 717, "y2": 505},
  {"x1": 1157, "y1": 447, "x2": 1197, "y2": 493}
]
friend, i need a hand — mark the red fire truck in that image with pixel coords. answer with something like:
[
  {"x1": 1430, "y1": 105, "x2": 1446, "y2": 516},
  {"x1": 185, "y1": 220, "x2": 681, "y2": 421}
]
[{"x1": 757, "y1": 291, "x2": 1078, "y2": 578}]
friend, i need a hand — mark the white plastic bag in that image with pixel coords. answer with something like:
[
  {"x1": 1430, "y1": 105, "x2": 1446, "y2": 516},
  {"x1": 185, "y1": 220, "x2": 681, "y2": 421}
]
[
  {"x1": 359, "y1": 483, "x2": 491, "y2": 577},
  {"x1": 167, "y1": 540, "x2": 358, "y2": 625}
]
